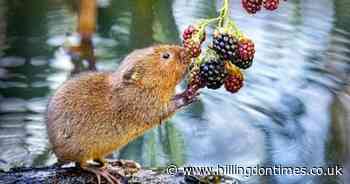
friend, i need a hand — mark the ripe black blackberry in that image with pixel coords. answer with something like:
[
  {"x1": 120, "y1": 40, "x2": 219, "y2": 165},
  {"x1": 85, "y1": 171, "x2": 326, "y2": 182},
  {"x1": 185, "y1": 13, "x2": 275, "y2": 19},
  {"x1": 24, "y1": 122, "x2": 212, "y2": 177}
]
[
  {"x1": 199, "y1": 53, "x2": 228, "y2": 89},
  {"x1": 233, "y1": 58, "x2": 253, "y2": 69},
  {"x1": 212, "y1": 30, "x2": 238, "y2": 61}
]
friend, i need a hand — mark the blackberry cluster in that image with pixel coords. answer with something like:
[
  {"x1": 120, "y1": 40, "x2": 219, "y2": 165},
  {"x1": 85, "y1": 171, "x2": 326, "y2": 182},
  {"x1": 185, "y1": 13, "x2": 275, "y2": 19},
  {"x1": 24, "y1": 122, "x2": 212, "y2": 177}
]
[
  {"x1": 186, "y1": 51, "x2": 246, "y2": 94},
  {"x1": 199, "y1": 54, "x2": 228, "y2": 89},
  {"x1": 180, "y1": 0, "x2": 280, "y2": 96},
  {"x1": 212, "y1": 30, "x2": 238, "y2": 61},
  {"x1": 183, "y1": 27, "x2": 253, "y2": 94},
  {"x1": 186, "y1": 53, "x2": 245, "y2": 94},
  {"x1": 212, "y1": 29, "x2": 255, "y2": 70}
]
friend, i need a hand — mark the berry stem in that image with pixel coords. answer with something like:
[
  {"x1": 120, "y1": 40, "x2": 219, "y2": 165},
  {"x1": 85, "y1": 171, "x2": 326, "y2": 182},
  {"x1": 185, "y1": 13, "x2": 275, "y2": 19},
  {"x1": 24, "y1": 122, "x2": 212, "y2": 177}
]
[
  {"x1": 228, "y1": 20, "x2": 243, "y2": 38},
  {"x1": 193, "y1": 17, "x2": 220, "y2": 42},
  {"x1": 218, "y1": 0, "x2": 230, "y2": 27},
  {"x1": 198, "y1": 17, "x2": 221, "y2": 32},
  {"x1": 217, "y1": 0, "x2": 244, "y2": 38}
]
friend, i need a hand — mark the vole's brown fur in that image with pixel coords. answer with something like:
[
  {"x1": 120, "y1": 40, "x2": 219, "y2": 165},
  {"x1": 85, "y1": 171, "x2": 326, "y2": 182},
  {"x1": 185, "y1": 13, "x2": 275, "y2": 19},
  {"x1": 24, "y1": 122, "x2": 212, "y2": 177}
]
[{"x1": 47, "y1": 45, "x2": 191, "y2": 166}]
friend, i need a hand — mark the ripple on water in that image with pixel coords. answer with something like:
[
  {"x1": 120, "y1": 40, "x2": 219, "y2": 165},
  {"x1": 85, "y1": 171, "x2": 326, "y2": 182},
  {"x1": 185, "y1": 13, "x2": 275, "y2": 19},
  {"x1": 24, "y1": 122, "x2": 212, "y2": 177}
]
[
  {"x1": 0, "y1": 98, "x2": 27, "y2": 113},
  {"x1": 30, "y1": 57, "x2": 48, "y2": 67},
  {"x1": 0, "y1": 57, "x2": 26, "y2": 68}
]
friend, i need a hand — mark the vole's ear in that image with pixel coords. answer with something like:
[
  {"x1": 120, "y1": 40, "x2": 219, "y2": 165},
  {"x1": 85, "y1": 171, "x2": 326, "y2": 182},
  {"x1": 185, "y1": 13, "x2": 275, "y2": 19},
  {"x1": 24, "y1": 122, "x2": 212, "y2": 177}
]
[{"x1": 122, "y1": 66, "x2": 144, "y2": 85}]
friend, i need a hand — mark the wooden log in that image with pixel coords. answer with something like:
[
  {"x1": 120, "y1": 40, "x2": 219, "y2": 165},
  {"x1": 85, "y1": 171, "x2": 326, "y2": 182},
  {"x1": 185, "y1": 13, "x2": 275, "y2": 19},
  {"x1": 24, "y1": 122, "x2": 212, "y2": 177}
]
[
  {"x1": 0, "y1": 161, "x2": 242, "y2": 184},
  {"x1": 0, "y1": 161, "x2": 184, "y2": 184}
]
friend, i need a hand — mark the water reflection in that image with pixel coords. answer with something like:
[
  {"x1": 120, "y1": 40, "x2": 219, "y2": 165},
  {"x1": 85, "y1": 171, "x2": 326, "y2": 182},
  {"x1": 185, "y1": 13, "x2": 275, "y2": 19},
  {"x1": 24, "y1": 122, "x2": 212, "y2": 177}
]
[
  {"x1": 0, "y1": 0, "x2": 6, "y2": 57},
  {"x1": 0, "y1": 0, "x2": 52, "y2": 170},
  {"x1": 0, "y1": 0, "x2": 349, "y2": 183}
]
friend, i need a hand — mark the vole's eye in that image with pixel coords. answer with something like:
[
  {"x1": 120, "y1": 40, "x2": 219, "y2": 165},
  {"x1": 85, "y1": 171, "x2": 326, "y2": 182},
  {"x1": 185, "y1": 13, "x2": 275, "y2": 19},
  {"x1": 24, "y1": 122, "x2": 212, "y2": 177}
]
[{"x1": 162, "y1": 52, "x2": 170, "y2": 59}]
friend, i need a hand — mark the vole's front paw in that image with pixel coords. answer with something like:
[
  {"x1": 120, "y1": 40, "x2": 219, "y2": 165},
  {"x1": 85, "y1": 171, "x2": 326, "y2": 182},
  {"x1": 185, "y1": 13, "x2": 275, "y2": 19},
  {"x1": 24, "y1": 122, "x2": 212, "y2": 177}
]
[{"x1": 173, "y1": 91, "x2": 200, "y2": 109}]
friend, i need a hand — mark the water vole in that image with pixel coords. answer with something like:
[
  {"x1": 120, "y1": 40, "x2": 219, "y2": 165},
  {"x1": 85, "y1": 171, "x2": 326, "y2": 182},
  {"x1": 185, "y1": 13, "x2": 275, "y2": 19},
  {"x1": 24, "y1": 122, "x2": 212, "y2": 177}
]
[{"x1": 46, "y1": 45, "x2": 196, "y2": 183}]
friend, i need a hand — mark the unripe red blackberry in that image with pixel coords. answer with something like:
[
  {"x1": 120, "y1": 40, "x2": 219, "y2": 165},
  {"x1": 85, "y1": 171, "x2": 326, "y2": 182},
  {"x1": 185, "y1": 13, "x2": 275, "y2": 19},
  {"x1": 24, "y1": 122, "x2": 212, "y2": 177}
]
[
  {"x1": 233, "y1": 37, "x2": 255, "y2": 69},
  {"x1": 263, "y1": 0, "x2": 279, "y2": 11},
  {"x1": 184, "y1": 39, "x2": 202, "y2": 58},
  {"x1": 181, "y1": 64, "x2": 205, "y2": 100},
  {"x1": 188, "y1": 66, "x2": 206, "y2": 89},
  {"x1": 183, "y1": 25, "x2": 196, "y2": 41},
  {"x1": 182, "y1": 25, "x2": 206, "y2": 43},
  {"x1": 224, "y1": 64, "x2": 244, "y2": 93},
  {"x1": 242, "y1": 0, "x2": 263, "y2": 14},
  {"x1": 212, "y1": 29, "x2": 238, "y2": 61},
  {"x1": 225, "y1": 74, "x2": 244, "y2": 93},
  {"x1": 199, "y1": 53, "x2": 227, "y2": 89}
]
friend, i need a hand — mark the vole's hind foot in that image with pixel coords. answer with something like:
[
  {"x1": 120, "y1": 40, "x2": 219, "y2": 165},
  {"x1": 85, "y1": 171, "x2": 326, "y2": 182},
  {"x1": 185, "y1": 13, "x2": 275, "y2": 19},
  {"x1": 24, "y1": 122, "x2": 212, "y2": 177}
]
[
  {"x1": 81, "y1": 164, "x2": 122, "y2": 184},
  {"x1": 94, "y1": 158, "x2": 108, "y2": 167},
  {"x1": 110, "y1": 160, "x2": 141, "y2": 176},
  {"x1": 52, "y1": 160, "x2": 67, "y2": 168}
]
